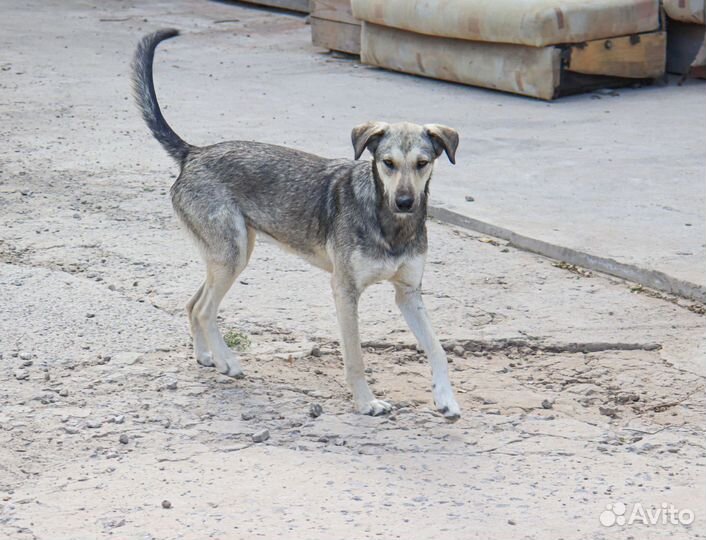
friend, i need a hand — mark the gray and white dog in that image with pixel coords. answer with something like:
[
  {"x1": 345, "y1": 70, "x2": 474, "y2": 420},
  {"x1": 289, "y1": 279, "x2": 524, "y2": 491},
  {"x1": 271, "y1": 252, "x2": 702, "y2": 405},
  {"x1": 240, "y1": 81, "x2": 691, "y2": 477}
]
[{"x1": 132, "y1": 29, "x2": 461, "y2": 420}]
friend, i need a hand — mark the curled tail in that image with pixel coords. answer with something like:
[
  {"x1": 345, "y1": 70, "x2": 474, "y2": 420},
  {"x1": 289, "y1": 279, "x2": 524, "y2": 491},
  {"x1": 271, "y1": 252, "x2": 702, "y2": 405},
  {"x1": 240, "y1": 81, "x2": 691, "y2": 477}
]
[{"x1": 131, "y1": 29, "x2": 191, "y2": 164}]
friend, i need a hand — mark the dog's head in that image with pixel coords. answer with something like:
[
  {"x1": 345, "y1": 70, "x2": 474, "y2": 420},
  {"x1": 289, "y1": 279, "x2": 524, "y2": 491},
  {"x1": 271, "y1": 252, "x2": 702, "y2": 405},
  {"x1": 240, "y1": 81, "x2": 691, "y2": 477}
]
[{"x1": 352, "y1": 121, "x2": 458, "y2": 215}]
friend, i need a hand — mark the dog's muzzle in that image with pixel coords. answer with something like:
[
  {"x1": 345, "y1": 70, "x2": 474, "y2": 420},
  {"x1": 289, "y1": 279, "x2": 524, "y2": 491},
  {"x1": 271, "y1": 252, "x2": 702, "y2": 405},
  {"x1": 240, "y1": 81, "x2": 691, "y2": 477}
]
[{"x1": 394, "y1": 194, "x2": 414, "y2": 213}]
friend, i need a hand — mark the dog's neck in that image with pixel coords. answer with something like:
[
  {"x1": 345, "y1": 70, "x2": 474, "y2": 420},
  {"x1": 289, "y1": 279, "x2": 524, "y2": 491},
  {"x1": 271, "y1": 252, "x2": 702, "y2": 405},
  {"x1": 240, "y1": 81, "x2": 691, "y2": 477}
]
[{"x1": 371, "y1": 162, "x2": 428, "y2": 255}]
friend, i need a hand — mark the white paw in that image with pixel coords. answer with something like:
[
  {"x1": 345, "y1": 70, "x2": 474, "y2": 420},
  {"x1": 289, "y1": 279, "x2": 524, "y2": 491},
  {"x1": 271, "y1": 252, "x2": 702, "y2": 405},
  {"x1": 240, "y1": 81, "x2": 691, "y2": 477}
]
[
  {"x1": 434, "y1": 385, "x2": 461, "y2": 421},
  {"x1": 213, "y1": 351, "x2": 244, "y2": 379},
  {"x1": 196, "y1": 352, "x2": 214, "y2": 367},
  {"x1": 223, "y1": 365, "x2": 245, "y2": 379},
  {"x1": 358, "y1": 399, "x2": 393, "y2": 416}
]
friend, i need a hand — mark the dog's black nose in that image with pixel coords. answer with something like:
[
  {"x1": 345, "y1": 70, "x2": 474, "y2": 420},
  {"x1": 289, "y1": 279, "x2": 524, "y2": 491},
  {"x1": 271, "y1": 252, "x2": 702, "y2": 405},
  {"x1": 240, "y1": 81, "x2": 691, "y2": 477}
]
[{"x1": 395, "y1": 194, "x2": 414, "y2": 212}]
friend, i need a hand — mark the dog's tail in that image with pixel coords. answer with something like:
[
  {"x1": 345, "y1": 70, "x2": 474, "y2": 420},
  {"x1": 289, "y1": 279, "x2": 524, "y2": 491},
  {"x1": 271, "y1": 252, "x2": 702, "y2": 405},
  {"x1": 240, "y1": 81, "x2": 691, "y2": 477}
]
[{"x1": 131, "y1": 29, "x2": 191, "y2": 164}]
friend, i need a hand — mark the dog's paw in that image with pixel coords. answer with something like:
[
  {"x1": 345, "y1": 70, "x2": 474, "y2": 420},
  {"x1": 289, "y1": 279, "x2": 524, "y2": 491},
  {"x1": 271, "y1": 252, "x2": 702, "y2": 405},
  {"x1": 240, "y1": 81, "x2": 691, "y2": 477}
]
[
  {"x1": 196, "y1": 353, "x2": 214, "y2": 368},
  {"x1": 218, "y1": 364, "x2": 245, "y2": 379},
  {"x1": 211, "y1": 350, "x2": 245, "y2": 378},
  {"x1": 434, "y1": 386, "x2": 461, "y2": 422},
  {"x1": 358, "y1": 399, "x2": 393, "y2": 416}
]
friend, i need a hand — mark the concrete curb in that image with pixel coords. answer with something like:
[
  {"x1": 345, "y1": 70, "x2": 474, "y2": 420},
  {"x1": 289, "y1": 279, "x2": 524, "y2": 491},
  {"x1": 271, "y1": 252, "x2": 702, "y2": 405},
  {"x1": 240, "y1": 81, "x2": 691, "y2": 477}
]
[{"x1": 429, "y1": 206, "x2": 706, "y2": 304}]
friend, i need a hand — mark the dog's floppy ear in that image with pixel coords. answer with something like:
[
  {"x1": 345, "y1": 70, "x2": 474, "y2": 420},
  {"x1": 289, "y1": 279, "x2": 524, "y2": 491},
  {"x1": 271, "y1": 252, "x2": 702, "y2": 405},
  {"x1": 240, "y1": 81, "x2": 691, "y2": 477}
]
[
  {"x1": 351, "y1": 121, "x2": 389, "y2": 160},
  {"x1": 424, "y1": 124, "x2": 459, "y2": 164}
]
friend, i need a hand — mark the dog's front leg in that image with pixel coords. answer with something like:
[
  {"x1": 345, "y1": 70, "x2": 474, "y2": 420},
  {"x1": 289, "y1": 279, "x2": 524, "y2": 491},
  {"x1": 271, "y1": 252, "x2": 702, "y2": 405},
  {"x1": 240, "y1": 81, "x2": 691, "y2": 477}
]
[
  {"x1": 332, "y1": 276, "x2": 392, "y2": 416},
  {"x1": 393, "y1": 273, "x2": 461, "y2": 421}
]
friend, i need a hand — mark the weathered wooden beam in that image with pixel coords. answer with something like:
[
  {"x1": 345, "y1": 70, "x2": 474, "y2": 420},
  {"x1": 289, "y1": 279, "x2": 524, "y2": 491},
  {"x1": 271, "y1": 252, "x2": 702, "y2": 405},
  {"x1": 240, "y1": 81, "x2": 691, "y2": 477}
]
[
  {"x1": 311, "y1": 0, "x2": 361, "y2": 54},
  {"x1": 567, "y1": 31, "x2": 666, "y2": 78},
  {"x1": 311, "y1": 17, "x2": 361, "y2": 54}
]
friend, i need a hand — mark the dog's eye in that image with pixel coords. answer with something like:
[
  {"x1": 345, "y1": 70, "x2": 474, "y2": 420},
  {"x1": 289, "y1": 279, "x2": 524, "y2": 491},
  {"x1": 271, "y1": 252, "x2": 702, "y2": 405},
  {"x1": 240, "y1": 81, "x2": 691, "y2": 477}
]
[
  {"x1": 382, "y1": 159, "x2": 395, "y2": 169},
  {"x1": 417, "y1": 160, "x2": 429, "y2": 169}
]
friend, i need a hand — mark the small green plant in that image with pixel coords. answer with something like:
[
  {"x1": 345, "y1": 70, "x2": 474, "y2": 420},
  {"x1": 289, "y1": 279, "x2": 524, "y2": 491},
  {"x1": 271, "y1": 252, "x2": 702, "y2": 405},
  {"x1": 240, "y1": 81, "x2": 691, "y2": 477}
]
[{"x1": 223, "y1": 329, "x2": 251, "y2": 351}]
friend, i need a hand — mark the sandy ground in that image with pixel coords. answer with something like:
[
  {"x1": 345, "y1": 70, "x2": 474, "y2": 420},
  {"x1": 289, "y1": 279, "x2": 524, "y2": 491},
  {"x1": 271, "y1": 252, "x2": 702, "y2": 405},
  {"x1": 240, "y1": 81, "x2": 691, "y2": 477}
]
[{"x1": 1, "y1": 1, "x2": 705, "y2": 539}]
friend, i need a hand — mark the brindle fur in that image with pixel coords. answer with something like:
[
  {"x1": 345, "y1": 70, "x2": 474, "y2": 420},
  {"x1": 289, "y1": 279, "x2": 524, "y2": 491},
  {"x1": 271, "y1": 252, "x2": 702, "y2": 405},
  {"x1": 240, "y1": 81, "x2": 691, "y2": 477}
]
[{"x1": 132, "y1": 29, "x2": 461, "y2": 419}]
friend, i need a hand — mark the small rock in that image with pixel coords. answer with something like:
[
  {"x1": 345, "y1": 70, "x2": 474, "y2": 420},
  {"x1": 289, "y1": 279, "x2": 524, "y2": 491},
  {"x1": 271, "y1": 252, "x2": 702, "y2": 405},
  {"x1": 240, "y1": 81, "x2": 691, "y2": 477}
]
[
  {"x1": 86, "y1": 313, "x2": 95, "y2": 319},
  {"x1": 86, "y1": 420, "x2": 102, "y2": 429},
  {"x1": 615, "y1": 392, "x2": 640, "y2": 404},
  {"x1": 165, "y1": 380, "x2": 177, "y2": 391},
  {"x1": 452, "y1": 345, "x2": 465, "y2": 357},
  {"x1": 599, "y1": 406, "x2": 618, "y2": 418},
  {"x1": 508, "y1": 519, "x2": 516, "y2": 526},
  {"x1": 252, "y1": 429, "x2": 270, "y2": 443},
  {"x1": 241, "y1": 412, "x2": 255, "y2": 421},
  {"x1": 113, "y1": 415, "x2": 125, "y2": 424},
  {"x1": 308, "y1": 390, "x2": 332, "y2": 399},
  {"x1": 22, "y1": 359, "x2": 32, "y2": 367},
  {"x1": 105, "y1": 518, "x2": 125, "y2": 530},
  {"x1": 18, "y1": 352, "x2": 31, "y2": 361},
  {"x1": 13, "y1": 369, "x2": 29, "y2": 381},
  {"x1": 119, "y1": 434, "x2": 129, "y2": 445},
  {"x1": 59, "y1": 389, "x2": 69, "y2": 397},
  {"x1": 161, "y1": 500, "x2": 172, "y2": 509},
  {"x1": 465, "y1": 195, "x2": 475, "y2": 202},
  {"x1": 309, "y1": 403, "x2": 323, "y2": 418},
  {"x1": 541, "y1": 399, "x2": 553, "y2": 410},
  {"x1": 310, "y1": 346, "x2": 321, "y2": 357},
  {"x1": 64, "y1": 426, "x2": 80, "y2": 435}
]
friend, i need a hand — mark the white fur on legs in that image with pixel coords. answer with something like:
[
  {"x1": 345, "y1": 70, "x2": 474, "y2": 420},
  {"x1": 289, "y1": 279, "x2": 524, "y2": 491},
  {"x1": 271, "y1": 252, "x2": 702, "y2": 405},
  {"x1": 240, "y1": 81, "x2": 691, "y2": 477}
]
[
  {"x1": 193, "y1": 262, "x2": 244, "y2": 378},
  {"x1": 246, "y1": 227, "x2": 257, "y2": 263},
  {"x1": 332, "y1": 276, "x2": 392, "y2": 416},
  {"x1": 393, "y1": 260, "x2": 461, "y2": 421},
  {"x1": 186, "y1": 281, "x2": 213, "y2": 367}
]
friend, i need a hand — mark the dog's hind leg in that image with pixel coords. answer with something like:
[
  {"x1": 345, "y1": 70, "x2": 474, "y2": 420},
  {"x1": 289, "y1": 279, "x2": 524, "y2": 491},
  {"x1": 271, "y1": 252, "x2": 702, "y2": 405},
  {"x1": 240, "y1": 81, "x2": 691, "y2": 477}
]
[
  {"x1": 177, "y1": 197, "x2": 251, "y2": 378},
  {"x1": 186, "y1": 281, "x2": 213, "y2": 367},
  {"x1": 192, "y1": 259, "x2": 245, "y2": 377},
  {"x1": 332, "y1": 275, "x2": 392, "y2": 416}
]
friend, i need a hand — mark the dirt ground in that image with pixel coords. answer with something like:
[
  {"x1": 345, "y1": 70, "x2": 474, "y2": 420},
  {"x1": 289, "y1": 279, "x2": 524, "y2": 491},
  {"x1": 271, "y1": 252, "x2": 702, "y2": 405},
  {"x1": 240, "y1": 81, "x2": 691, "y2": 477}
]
[{"x1": 1, "y1": 1, "x2": 705, "y2": 539}]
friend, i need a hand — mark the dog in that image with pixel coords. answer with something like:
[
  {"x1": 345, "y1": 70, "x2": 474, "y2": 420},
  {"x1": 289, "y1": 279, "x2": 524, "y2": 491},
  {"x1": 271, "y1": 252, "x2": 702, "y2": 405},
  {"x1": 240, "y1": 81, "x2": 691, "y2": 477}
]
[{"x1": 132, "y1": 29, "x2": 461, "y2": 420}]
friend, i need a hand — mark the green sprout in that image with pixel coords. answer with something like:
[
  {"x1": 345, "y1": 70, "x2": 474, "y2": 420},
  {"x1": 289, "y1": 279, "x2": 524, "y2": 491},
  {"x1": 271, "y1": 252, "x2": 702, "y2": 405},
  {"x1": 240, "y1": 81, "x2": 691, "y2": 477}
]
[{"x1": 223, "y1": 329, "x2": 251, "y2": 351}]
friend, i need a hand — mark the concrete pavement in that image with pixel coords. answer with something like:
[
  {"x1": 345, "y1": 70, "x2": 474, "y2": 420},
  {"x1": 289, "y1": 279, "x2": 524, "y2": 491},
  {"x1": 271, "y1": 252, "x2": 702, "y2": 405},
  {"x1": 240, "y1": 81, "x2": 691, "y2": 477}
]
[{"x1": 1, "y1": 2, "x2": 705, "y2": 539}]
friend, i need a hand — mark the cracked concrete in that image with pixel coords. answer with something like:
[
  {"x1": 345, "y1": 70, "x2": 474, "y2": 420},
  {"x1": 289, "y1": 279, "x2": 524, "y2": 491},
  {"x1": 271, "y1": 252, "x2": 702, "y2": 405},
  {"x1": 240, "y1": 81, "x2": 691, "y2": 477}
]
[{"x1": 1, "y1": 1, "x2": 705, "y2": 539}]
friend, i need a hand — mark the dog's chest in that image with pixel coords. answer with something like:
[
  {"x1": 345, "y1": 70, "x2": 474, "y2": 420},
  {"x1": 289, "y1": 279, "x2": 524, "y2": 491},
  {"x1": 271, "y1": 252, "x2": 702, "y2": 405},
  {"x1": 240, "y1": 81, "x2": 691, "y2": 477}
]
[{"x1": 350, "y1": 251, "x2": 406, "y2": 289}]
